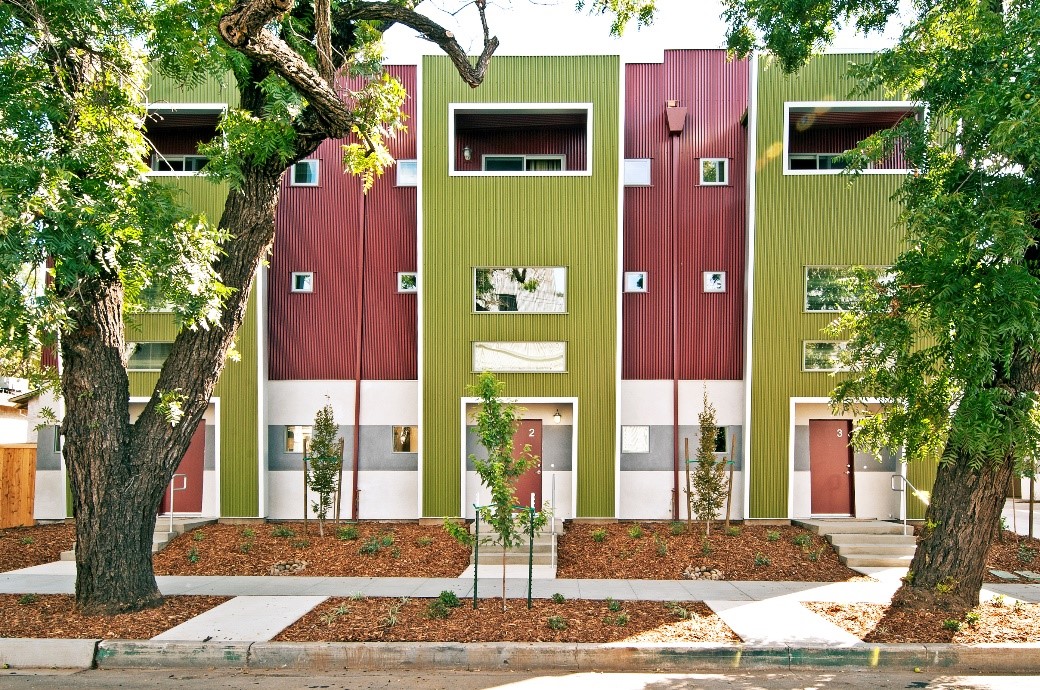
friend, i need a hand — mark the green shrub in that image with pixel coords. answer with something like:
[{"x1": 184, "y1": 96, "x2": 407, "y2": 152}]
[
  {"x1": 753, "y1": 552, "x2": 770, "y2": 567},
  {"x1": 664, "y1": 602, "x2": 690, "y2": 620},
  {"x1": 807, "y1": 547, "x2": 825, "y2": 562},
  {"x1": 337, "y1": 525, "x2": 359, "y2": 541},
  {"x1": 551, "y1": 592, "x2": 566, "y2": 604},
  {"x1": 359, "y1": 537, "x2": 382, "y2": 555},
  {"x1": 606, "y1": 597, "x2": 622, "y2": 612},
  {"x1": 792, "y1": 533, "x2": 812, "y2": 547},
  {"x1": 725, "y1": 526, "x2": 741, "y2": 537},
  {"x1": 240, "y1": 527, "x2": 255, "y2": 539},
  {"x1": 416, "y1": 536, "x2": 433, "y2": 547},
  {"x1": 17, "y1": 594, "x2": 37, "y2": 605},
  {"x1": 627, "y1": 525, "x2": 644, "y2": 539},
  {"x1": 192, "y1": 530, "x2": 205, "y2": 542},
  {"x1": 1017, "y1": 544, "x2": 1036, "y2": 564},
  {"x1": 19, "y1": 536, "x2": 34, "y2": 545},
  {"x1": 964, "y1": 611, "x2": 981, "y2": 627},
  {"x1": 701, "y1": 537, "x2": 713, "y2": 556},
  {"x1": 766, "y1": 530, "x2": 781, "y2": 542},
  {"x1": 426, "y1": 600, "x2": 451, "y2": 619},
  {"x1": 380, "y1": 533, "x2": 395, "y2": 547},
  {"x1": 291, "y1": 539, "x2": 311, "y2": 549},
  {"x1": 271, "y1": 525, "x2": 295, "y2": 538},
  {"x1": 438, "y1": 590, "x2": 462, "y2": 609},
  {"x1": 319, "y1": 603, "x2": 349, "y2": 625},
  {"x1": 591, "y1": 529, "x2": 607, "y2": 543},
  {"x1": 603, "y1": 612, "x2": 629, "y2": 626},
  {"x1": 669, "y1": 521, "x2": 685, "y2": 536},
  {"x1": 654, "y1": 534, "x2": 668, "y2": 557},
  {"x1": 547, "y1": 615, "x2": 567, "y2": 630},
  {"x1": 187, "y1": 546, "x2": 200, "y2": 563},
  {"x1": 942, "y1": 619, "x2": 961, "y2": 632},
  {"x1": 239, "y1": 542, "x2": 252, "y2": 554}
]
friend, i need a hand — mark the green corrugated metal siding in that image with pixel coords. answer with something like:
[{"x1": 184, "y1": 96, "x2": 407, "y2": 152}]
[
  {"x1": 421, "y1": 55, "x2": 620, "y2": 517},
  {"x1": 147, "y1": 70, "x2": 239, "y2": 107},
  {"x1": 749, "y1": 54, "x2": 909, "y2": 518},
  {"x1": 126, "y1": 176, "x2": 260, "y2": 517}
]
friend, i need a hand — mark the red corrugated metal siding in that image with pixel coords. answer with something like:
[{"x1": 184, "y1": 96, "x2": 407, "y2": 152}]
[
  {"x1": 268, "y1": 65, "x2": 417, "y2": 380},
  {"x1": 149, "y1": 128, "x2": 216, "y2": 156},
  {"x1": 790, "y1": 125, "x2": 906, "y2": 168},
  {"x1": 623, "y1": 50, "x2": 748, "y2": 380},
  {"x1": 454, "y1": 126, "x2": 587, "y2": 171}
]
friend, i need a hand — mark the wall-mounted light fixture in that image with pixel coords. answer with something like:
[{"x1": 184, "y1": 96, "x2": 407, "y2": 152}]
[
  {"x1": 553, "y1": 408, "x2": 562, "y2": 424},
  {"x1": 462, "y1": 146, "x2": 472, "y2": 161}
]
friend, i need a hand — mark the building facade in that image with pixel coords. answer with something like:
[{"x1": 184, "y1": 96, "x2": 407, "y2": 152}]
[{"x1": 31, "y1": 51, "x2": 936, "y2": 524}]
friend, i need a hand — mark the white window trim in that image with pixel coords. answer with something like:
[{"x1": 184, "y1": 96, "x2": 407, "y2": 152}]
[
  {"x1": 396, "y1": 159, "x2": 418, "y2": 187},
  {"x1": 471, "y1": 341, "x2": 567, "y2": 373},
  {"x1": 620, "y1": 425, "x2": 650, "y2": 453},
  {"x1": 391, "y1": 425, "x2": 419, "y2": 453},
  {"x1": 291, "y1": 159, "x2": 320, "y2": 186},
  {"x1": 472, "y1": 266, "x2": 568, "y2": 314},
  {"x1": 804, "y1": 265, "x2": 888, "y2": 313},
  {"x1": 783, "y1": 100, "x2": 919, "y2": 176},
  {"x1": 703, "y1": 271, "x2": 726, "y2": 293},
  {"x1": 623, "y1": 158, "x2": 652, "y2": 186},
  {"x1": 127, "y1": 341, "x2": 173, "y2": 373},
  {"x1": 448, "y1": 103, "x2": 593, "y2": 177},
  {"x1": 623, "y1": 271, "x2": 648, "y2": 293},
  {"x1": 397, "y1": 272, "x2": 418, "y2": 293},
  {"x1": 291, "y1": 272, "x2": 314, "y2": 293},
  {"x1": 802, "y1": 340, "x2": 849, "y2": 372},
  {"x1": 149, "y1": 153, "x2": 209, "y2": 175},
  {"x1": 481, "y1": 154, "x2": 566, "y2": 172},
  {"x1": 699, "y1": 157, "x2": 729, "y2": 185}
]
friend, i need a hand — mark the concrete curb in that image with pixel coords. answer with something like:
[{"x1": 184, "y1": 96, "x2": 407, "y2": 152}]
[
  {"x1": 0, "y1": 638, "x2": 98, "y2": 670},
  {"x1": 87, "y1": 640, "x2": 1040, "y2": 672}
]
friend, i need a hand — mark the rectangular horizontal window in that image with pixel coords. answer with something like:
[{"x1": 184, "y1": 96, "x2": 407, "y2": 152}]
[
  {"x1": 624, "y1": 158, "x2": 652, "y2": 186},
  {"x1": 285, "y1": 425, "x2": 312, "y2": 453},
  {"x1": 396, "y1": 159, "x2": 417, "y2": 187},
  {"x1": 700, "y1": 158, "x2": 728, "y2": 185},
  {"x1": 805, "y1": 266, "x2": 888, "y2": 312},
  {"x1": 784, "y1": 102, "x2": 921, "y2": 175},
  {"x1": 472, "y1": 341, "x2": 566, "y2": 373},
  {"x1": 474, "y1": 267, "x2": 566, "y2": 313},
  {"x1": 128, "y1": 342, "x2": 173, "y2": 371},
  {"x1": 291, "y1": 159, "x2": 319, "y2": 186},
  {"x1": 803, "y1": 341, "x2": 848, "y2": 372},
  {"x1": 150, "y1": 154, "x2": 209, "y2": 172},
  {"x1": 392, "y1": 425, "x2": 418, "y2": 453},
  {"x1": 451, "y1": 104, "x2": 592, "y2": 176},
  {"x1": 621, "y1": 426, "x2": 650, "y2": 453}
]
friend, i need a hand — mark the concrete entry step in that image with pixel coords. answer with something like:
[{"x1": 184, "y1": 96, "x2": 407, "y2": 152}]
[
  {"x1": 794, "y1": 519, "x2": 917, "y2": 569},
  {"x1": 841, "y1": 554, "x2": 915, "y2": 568},
  {"x1": 794, "y1": 519, "x2": 910, "y2": 536},
  {"x1": 831, "y1": 544, "x2": 917, "y2": 556},
  {"x1": 827, "y1": 533, "x2": 917, "y2": 546}
]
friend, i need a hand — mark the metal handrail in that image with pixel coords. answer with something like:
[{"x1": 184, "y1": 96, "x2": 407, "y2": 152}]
[
  {"x1": 891, "y1": 473, "x2": 930, "y2": 535},
  {"x1": 167, "y1": 473, "x2": 187, "y2": 534}
]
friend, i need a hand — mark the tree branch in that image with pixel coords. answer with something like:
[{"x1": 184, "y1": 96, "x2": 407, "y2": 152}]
[{"x1": 340, "y1": 1, "x2": 498, "y2": 88}]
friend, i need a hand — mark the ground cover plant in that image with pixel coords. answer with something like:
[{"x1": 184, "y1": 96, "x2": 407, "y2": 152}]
[
  {"x1": 0, "y1": 524, "x2": 74, "y2": 572},
  {"x1": 153, "y1": 522, "x2": 468, "y2": 577},
  {"x1": 0, "y1": 594, "x2": 228, "y2": 638},
  {"x1": 557, "y1": 522, "x2": 862, "y2": 581},
  {"x1": 277, "y1": 597, "x2": 738, "y2": 643}
]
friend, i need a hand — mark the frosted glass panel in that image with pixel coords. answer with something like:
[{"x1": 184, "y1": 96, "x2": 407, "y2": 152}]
[{"x1": 472, "y1": 341, "x2": 566, "y2": 373}]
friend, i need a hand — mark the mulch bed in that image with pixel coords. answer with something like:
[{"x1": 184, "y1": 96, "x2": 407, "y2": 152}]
[
  {"x1": 0, "y1": 594, "x2": 229, "y2": 639},
  {"x1": 982, "y1": 530, "x2": 1040, "y2": 582},
  {"x1": 277, "y1": 596, "x2": 738, "y2": 643},
  {"x1": 557, "y1": 522, "x2": 864, "y2": 581},
  {"x1": 0, "y1": 524, "x2": 75, "y2": 572},
  {"x1": 153, "y1": 522, "x2": 471, "y2": 577},
  {"x1": 806, "y1": 599, "x2": 1040, "y2": 643}
]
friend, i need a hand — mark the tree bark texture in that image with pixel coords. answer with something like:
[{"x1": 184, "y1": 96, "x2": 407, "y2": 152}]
[
  {"x1": 891, "y1": 451, "x2": 1014, "y2": 614},
  {"x1": 60, "y1": 278, "x2": 163, "y2": 615}
]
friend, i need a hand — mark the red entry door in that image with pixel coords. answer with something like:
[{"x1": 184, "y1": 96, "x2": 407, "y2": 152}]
[
  {"x1": 160, "y1": 421, "x2": 206, "y2": 514},
  {"x1": 808, "y1": 419, "x2": 855, "y2": 516},
  {"x1": 512, "y1": 419, "x2": 543, "y2": 509}
]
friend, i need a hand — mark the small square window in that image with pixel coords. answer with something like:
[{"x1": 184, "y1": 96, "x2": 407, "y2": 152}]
[
  {"x1": 621, "y1": 426, "x2": 650, "y2": 453},
  {"x1": 291, "y1": 160, "x2": 320, "y2": 186},
  {"x1": 700, "y1": 158, "x2": 728, "y2": 185},
  {"x1": 624, "y1": 158, "x2": 652, "y2": 186},
  {"x1": 397, "y1": 159, "x2": 418, "y2": 187},
  {"x1": 703, "y1": 271, "x2": 726, "y2": 293},
  {"x1": 291, "y1": 272, "x2": 314, "y2": 293},
  {"x1": 624, "y1": 271, "x2": 648, "y2": 293},
  {"x1": 392, "y1": 425, "x2": 418, "y2": 453},
  {"x1": 286, "y1": 425, "x2": 312, "y2": 453},
  {"x1": 397, "y1": 272, "x2": 417, "y2": 293}
]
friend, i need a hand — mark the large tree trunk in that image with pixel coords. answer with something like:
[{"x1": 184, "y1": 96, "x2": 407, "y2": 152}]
[
  {"x1": 64, "y1": 166, "x2": 288, "y2": 614},
  {"x1": 891, "y1": 447, "x2": 1015, "y2": 615},
  {"x1": 61, "y1": 278, "x2": 165, "y2": 614}
]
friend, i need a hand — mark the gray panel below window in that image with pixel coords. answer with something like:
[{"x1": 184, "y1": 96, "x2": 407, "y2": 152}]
[
  {"x1": 268, "y1": 425, "x2": 416, "y2": 471},
  {"x1": 621, "y1": 426, "x2": 743, "y2": 472},
  {"x1": 794, "y1": 426, "x2": 810, "y2": 471},
  {"x1": 205, "y1": 425, "x2": 216, "y2": 470},
  {"x1": 36, "y1": 426, "x2": 61, "y2": 471},
  {"x1": 466, "y1": 425, "x2": 572, "y2": 471}
]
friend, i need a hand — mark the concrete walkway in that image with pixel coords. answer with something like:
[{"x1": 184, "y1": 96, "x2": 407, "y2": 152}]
[{"x1": 2, "y1": 560, "x2": 1038, "y2": 648}]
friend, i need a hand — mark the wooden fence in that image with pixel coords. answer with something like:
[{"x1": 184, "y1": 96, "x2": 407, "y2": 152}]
[{"x1": 0, "y1": 444, "x2": 36, "y2": 528}]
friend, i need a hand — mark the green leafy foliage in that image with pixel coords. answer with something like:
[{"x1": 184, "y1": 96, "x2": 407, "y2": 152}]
[
  {"x1": 576, "y1": 0, "x2": 656, "y2": 36},
  {"x1": 551, "y1": 592, "x2": 566, "y2": 604},
  {"x1": 766, "y1": 530, "x2": 781, "y2": 543},
  {"x1": 306, "y1": 402, "x2": 341, "y2": 536},
  {"x1": 338, "y1": 525, "x2": 359, "y2": 541},
  {"x1": 271, "y1": 525, "x2": 295, "y2": 539},
  {"x1": 753, "y1": 552, "x2": 771, "y2": 567},
  {"x1": 592, "y1": 528, "x2": 607, "y2": 543},
  {"x1": 547, "y1": 614, "x2": 568, "y2": 630},
  {"x1": 627, "y1": 524, "x2": 644, "y2": 539},
  {"x1": 691, "y1": 392, "x2": 728, "y2": 535}
]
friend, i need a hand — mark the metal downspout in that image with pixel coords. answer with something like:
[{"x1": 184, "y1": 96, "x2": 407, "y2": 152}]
[
  {"x1": 666, "y1": 100, "x2": 687, "y2": 521},
  {"x1": 351, "y1": 185, "x2": 368, "y2": 521}
]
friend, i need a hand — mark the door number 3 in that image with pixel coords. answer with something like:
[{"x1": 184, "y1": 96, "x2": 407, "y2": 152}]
[{"x1": 836, "y1": 428, "x2": 843, "y2": 437}]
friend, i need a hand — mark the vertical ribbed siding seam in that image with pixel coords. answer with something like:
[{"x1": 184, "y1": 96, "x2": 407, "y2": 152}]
[{"x1": 742, "y1": 53, "x2": 759, "y2": 521}]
